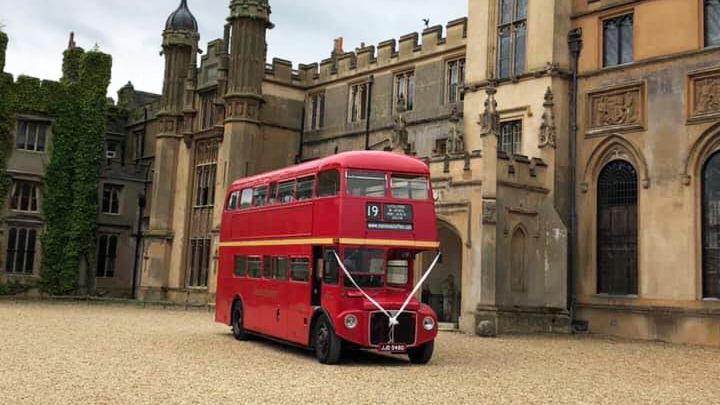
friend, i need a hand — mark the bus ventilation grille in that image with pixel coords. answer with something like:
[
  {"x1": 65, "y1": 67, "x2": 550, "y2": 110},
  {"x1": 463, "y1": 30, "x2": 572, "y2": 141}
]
[{"x1": 370, "y1": 312, "x2": 416, "y2": 346}]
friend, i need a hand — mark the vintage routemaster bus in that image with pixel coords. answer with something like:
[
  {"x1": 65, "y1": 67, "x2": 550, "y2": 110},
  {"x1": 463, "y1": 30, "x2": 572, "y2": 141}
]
[{"x1": 215, "y1": 151, "x2": 441, "y2": 364}]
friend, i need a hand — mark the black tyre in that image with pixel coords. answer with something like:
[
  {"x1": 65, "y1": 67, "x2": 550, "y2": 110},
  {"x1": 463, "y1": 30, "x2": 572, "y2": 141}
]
[
  {"x1": 314, "y1": 316, "x2": 342, "y2": 364},
  {"x1": 231, "y1": 302, "x2": 248, "y2": 341},
  {"x1": 408, "y1": 340, "x2": 434, "y2": 364}
]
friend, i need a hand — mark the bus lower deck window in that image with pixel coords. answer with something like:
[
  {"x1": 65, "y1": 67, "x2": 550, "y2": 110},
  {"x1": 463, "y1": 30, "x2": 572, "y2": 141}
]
[
  {"x1": 275, "y1": 257, "x2": 289, "y2": 279},
  {"x1": 234, "y1": 256, "x2": 247, "y2": 277},
  {"x1": 247, "y1": 258, "x2": 261, "y2": 278},
  {"x1": 263, "y1": 256, "x2": 273, "y2": 279},
  {"x1": 346, "y1": 171, "x2": 387, "y2": 197},
  {"x1": 290, "y1": 258, "x2": 309, "y2": 282},
  {"x1": 343, "y1": 248, "x2": 385, "y2": 288},
  {"x1": 391, "y1": 175, "x2": 429, "y2": 200},
  {"x1": 387, "y1": 260, "x2": 409, "y2": 285}
]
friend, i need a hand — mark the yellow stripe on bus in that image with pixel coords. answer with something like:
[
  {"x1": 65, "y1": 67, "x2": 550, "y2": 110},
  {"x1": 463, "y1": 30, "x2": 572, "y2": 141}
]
[{"x1": 219, "y1": 238, "x2": 439, "y2": 249}]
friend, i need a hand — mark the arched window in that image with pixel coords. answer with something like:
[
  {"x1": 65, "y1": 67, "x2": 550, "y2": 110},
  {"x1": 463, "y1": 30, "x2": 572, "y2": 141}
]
[
  {"x1": 702, "y1": 152, "x2": 720, "y2": 298},
  {"x1": 597, "y1": 160, "x2": 638, "y2": 295},
  {"x1": 511, "y1": 227, "x2": 527, "y2": 292}
]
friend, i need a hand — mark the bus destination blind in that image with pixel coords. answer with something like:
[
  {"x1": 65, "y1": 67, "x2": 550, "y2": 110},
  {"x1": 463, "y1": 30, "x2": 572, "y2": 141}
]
[{"x1": 366, "y1": 203, "x2": 413, "y2": 231}]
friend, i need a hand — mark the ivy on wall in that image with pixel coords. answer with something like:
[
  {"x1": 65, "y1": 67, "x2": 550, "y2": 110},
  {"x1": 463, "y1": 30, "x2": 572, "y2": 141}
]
[{"x1": 0, "y1": 31, "x2": 113, "y2": 295}]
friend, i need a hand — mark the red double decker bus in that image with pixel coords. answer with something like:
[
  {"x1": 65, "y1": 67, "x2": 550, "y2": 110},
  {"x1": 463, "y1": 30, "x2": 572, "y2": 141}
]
[{"x1": 215, "y1": 151, "x2": 441, "y2": 364}]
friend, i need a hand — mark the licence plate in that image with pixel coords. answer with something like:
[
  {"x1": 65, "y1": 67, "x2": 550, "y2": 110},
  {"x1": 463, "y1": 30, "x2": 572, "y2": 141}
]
[{"x1": 378, "y1": 343, "x2": 407, "y2": 353}]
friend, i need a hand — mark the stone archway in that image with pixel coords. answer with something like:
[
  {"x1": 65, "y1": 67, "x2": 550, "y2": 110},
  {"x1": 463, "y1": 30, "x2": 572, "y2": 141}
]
[{"x1": 422, "y1": 221, "x2": 463, "y2": 324}]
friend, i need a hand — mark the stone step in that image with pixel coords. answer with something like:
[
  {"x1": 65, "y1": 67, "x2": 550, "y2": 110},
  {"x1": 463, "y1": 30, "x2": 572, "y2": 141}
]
[{"x1": 438, "y1": 322, "x2": 459, "y2": 332}]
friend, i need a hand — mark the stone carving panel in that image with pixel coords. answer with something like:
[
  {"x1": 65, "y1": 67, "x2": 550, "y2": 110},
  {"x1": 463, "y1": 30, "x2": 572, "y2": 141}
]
[
  {"x1": 482, "y1": 200, "x2": 497, "y2": 225},
  {"x1": 691, "y1": 71, "x2": 720, "y2": 119},
  {"x1": 587, "y1": 83, "x2": 644, "y2": 135}
]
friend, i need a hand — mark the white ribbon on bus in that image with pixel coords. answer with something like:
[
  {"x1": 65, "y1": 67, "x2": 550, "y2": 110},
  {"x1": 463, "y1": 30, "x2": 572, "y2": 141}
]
[{"x1": 332, "y1": 251, "x2": 442, "y2": 327}]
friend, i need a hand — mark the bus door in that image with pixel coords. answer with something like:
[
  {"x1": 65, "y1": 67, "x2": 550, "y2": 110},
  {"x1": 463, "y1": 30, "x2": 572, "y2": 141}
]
[{"x1": 320, "y1": 247, "x2": 341, "y2": 321}]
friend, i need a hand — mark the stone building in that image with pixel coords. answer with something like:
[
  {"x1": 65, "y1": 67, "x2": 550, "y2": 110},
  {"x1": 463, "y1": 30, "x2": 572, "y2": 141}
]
[
  {"x1": 571, "y1": 0, "x2": 720, "y2": 346},
  {"x1": 0, "y1": 35, "x2": 144, "y2": 297},
  {"x1": 3, "y1": 0, "x2": 720, "y2": 346}
]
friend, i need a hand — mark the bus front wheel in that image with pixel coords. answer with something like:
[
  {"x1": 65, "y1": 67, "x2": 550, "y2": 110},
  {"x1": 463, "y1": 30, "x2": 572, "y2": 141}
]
[
  {"x1": 231, "y1": 302, "x2": 248, "y2": 341},
  {"x1": 314, "y1": 316, "x2": 342, "y2": 364},
  {"x1": 408, "y1": 340, "x2": 434, "y2": 364}
]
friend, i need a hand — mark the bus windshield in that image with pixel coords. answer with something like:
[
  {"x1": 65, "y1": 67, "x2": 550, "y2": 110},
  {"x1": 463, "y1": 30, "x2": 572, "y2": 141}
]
[
  {"x1": 391, "y1": 175, "x2": 429, "y2": 200},
  {"x1": 346, "y1": 171, "x2": 386, "y2": 197},
  {"x1": 342, "y1": 248, "x2": 385, "y2": 288}
]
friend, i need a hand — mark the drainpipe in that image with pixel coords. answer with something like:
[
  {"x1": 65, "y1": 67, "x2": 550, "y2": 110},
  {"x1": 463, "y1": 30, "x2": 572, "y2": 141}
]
[
  {"x1": 131, "y1": 107, "x2": 149, "y2": 299},
  {"x1": 296, "y1": 106, "x2": 306, "y2": 164},
  {"x1": 567, "y1": 28, "x2": 583, "y2": 326},
  {"x1": 364, "y1": 75, "x2": 374, "y2": 151}
]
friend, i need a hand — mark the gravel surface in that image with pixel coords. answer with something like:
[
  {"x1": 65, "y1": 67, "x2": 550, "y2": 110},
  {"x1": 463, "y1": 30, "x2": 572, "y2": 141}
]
[{"x1": 1, "y1": 300, "x2": 718, "y2": 405}]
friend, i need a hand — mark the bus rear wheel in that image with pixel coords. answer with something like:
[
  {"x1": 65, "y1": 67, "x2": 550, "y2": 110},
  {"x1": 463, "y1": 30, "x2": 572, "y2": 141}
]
[
  {"x1": 408, "y1": 340, "x2": 434, "y2": 364},
  {"x1": 314, "y1": 316, "x2": 342, "y2": 364},
  {"x1": 231, "y1": 302, "x2": 248, "y2": 341}
]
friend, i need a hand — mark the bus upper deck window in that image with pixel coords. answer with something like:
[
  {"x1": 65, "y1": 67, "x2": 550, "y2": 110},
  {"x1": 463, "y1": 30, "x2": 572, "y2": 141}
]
[
  {"x1": 239, "y1": 189, "x2": 253, "y2": 209},
  {"x1": 346, "y1": 171, "x2": 386, "y2": 198},
  {"x1": 391, "y1": 175, "x2": 429, "y2": 200},
  {"x1": 297, "y1": 176, "x2": 315, "y2": 201},
  {"x1": 278, "y1": 180, "x2": 295, "y2": 203},
  {"x1": 226, "y1": 191, "x2": 239, "y2": 210},
  {"x1": 317, "y1": 170, "x2": 340, "y2": 197},
  {"x1": 252, "y1": 186, "x2": 268, "y2": 207},
  {"x1": 268, "y1": 182, "x2": 278, "y2": 204}
]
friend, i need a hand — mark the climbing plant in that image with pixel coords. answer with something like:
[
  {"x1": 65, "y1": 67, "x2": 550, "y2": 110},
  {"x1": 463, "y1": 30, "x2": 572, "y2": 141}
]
[
  {"x1": 40, "y1": 47, "x2": 112, "y2": 295},
  {"x1": 0, "y1": 31, "x2": 113, "y2": 295}
]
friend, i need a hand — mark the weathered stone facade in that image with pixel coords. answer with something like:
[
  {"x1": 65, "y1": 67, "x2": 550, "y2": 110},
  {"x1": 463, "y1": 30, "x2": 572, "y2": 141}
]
[{"x1": 3, "y1": 0, "x2": 720, "y2": 346}]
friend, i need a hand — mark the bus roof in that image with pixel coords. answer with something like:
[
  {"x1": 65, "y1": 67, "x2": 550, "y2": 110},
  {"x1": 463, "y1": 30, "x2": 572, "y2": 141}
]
[{"x1": 230, "y1": 151, "x2": 430, "y2": 189}]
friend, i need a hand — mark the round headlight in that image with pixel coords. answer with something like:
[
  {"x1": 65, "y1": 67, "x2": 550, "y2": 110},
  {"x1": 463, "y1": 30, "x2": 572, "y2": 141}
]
[
  {"x1": 423, "y1": 316, "x2": 435, "y2": 331},
  {"x1": 344, "y1": 314, "x2": 358, "y2": 329}
]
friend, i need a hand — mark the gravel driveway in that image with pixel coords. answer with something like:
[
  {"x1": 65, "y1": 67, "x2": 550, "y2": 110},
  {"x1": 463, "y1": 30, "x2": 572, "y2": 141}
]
[{"x1": 0, "y1": 300, "x2": 718, "y2": 404}]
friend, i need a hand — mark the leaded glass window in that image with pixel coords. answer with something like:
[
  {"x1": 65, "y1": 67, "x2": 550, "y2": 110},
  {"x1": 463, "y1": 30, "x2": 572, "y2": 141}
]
[
  {"x1": 597, "y1": 160, "x2": 638, "y2": 296},
  {"x1": 603, "y1": 14, "x2": 634, "y2": 67},
  {"x1": 706, "y1": 0, "x2": 720, "y2": 47},
  {"x1": 702, "y1": 152, "x2": 720, "y2": 298},
  {"x1": 499, "y1": 120, "x2": 522, "y2": 155},
  {"x1": 497, "y1": 0, "x2": 527, "y2": 79}
]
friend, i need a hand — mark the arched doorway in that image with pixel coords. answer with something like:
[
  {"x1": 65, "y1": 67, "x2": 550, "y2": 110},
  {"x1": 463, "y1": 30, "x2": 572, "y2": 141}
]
[
  {"x1": 421, "y1": 221, "x2": 462, "y2": 324},
  {"x1": 597, "y1": 160, "x2": 638, "y2": 295},
  {"x1": 702, "y1": 152, "x2": 720, "y2": 298}
]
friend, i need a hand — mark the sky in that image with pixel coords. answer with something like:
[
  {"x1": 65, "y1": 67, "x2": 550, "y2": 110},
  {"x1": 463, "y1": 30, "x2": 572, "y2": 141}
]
[{"x1": 0, "y1": 0, "x2": 468, "y2": 97}]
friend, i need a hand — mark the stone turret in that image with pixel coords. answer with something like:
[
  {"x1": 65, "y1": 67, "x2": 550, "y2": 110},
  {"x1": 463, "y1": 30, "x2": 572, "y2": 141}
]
[{"x1": 160, "y1": 0, "x2": 199, "y2": 116}]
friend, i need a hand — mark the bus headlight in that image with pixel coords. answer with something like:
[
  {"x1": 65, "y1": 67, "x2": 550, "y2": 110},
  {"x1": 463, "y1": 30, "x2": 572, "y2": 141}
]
[
  {"x1": 344, "y1": 314, "x2": 358, "y2": 329},
  {"x1": 423, "y1": 317, "x2": 435, "y2": 331}
]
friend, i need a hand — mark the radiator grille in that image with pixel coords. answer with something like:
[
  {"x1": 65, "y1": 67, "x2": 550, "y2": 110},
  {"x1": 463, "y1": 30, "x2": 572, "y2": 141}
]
[{"x1": 369, "y1": 312, "x2": 416, "y2": 346}]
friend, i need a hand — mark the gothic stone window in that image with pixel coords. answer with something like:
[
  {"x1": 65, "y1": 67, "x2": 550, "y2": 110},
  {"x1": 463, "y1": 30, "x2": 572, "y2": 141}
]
[
  {"x1": 497, "y1": 0, "x2": 527, "y2": 79},
  {"x1": 16, "y1": 120, "x2": 49, "y2": 152},
  {"x1": 5, "y1": 227, "x2": 37, "y2": 275},
  {"x1": 603, "y1": 14, "x2": 634, "y2": 68},
  {"x1": 134, "y1": 130, "x2": 145, "y2": 161},
  {"x1": 96, "y1": 234, "x2": 118, "y2": 278},
  {"x1": 499, "y1": 120, "x2": 522, "y2": 155},
  {"x1": 395, "y1": 71, "x2": 415, "y2": 111},
  {"x1": 702, "y1": 152, "x2": 720, "y2": 298},
  {"x1": 597, "y1": 160, "x2": 638, "y2": 295},
  {"x1": 308, "y1": 93, "x2": 325, "y2": 130},
  {"x1": 446, "y1": 59, "x2": 465, "y2": 104},
  {"x1": 200, "y1": 94, "x2": 216, "y2": 130},
  {"x1": 706, "y1": 0, "x2": 720, "y2": 47},
  {"x1": 102, "y1": 184, "x2": 122, "y2": 214},
  {"x1": 10, "y1": 181, "x2": 39, "y2": 213},
  {"x1": 349, "y1": 83, "x2": 369, "y2": 123},
  {"x1": 188, "y1": 139, "x2": 219, "y2": 288}
]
